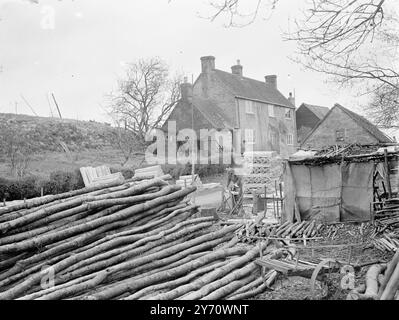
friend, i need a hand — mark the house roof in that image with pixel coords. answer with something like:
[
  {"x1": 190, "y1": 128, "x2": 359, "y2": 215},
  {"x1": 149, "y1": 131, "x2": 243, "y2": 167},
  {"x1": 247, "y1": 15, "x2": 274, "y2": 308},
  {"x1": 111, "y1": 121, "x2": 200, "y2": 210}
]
[
  {"x1": 337, "y1": 104, "x2": 392, "y2": 143},
  {"x1": 301, "y1": 103, "x2": 393, "y2": 145},
  {"x1": 193, "y1": 97, "x2": 234, "y2": 129},
  {"x1": 213, "y1": 69, "x2": 294, "y2": 109},
  {"x1": 300, "y1": 103, "x2": 329, "y2": 119}
]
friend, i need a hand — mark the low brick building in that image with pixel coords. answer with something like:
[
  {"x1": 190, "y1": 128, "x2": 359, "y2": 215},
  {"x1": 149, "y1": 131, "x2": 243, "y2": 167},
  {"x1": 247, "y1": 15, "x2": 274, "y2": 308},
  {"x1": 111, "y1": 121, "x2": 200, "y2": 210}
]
[
  {"x1": 301, "y1": 103, "x2": 392, "y2": 149},
  {"x1": 296, "y1": 103, "x2": 329, "y2": 143}
]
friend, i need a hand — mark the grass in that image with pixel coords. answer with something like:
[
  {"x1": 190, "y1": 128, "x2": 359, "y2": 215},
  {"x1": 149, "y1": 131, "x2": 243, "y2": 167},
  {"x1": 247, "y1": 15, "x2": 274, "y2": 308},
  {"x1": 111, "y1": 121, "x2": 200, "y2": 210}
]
[{"x1": 0, "y1": 146, "x2": 146, "y2": 179}]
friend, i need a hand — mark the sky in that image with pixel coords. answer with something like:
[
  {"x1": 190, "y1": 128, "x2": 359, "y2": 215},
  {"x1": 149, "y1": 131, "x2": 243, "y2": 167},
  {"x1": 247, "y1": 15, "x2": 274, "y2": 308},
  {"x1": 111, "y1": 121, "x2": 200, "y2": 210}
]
[{"x1": 0, "y1": 0, "x2": 371, "y2": 123}]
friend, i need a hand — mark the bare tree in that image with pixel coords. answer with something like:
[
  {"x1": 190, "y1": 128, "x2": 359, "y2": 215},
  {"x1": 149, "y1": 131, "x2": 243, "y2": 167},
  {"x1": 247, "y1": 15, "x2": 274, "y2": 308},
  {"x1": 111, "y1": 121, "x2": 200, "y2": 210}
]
[
  {"x1": 108, "y1": 57, "x2": 181, "y2": 143},
  {"x1": 366, "y1": 84, "x2": 399, "y2": 127},
  {"x1": 111, "y1": 122, "x2": 145, "y2": 167},
  {"x1": 206, "y1": 0, "x2": 399, "y2": 126}
]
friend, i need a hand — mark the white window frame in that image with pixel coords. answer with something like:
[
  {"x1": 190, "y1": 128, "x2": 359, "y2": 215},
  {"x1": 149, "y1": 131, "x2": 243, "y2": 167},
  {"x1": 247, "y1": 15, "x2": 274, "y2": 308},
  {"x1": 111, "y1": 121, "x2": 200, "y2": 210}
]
[
  {"x1": 268, "y1": 104, "x2": 275, "y2": 117},
  {"x1": 245, "y1": 100, "x2": 255, "y2": 114},
  {"x1": 286, "y1": 134, "x2": 294, "y2": 146}
]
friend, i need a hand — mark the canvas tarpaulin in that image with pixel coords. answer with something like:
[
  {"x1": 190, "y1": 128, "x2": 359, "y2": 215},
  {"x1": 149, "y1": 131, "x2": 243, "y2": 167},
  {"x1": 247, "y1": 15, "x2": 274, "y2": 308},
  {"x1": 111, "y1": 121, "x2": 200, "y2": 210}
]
[
  {"x1": 341, "y1": 162, "x2": 374, "y2": 222},
  {"x1": 283, "y1": 161, "x2": 375, "y2": 223}
]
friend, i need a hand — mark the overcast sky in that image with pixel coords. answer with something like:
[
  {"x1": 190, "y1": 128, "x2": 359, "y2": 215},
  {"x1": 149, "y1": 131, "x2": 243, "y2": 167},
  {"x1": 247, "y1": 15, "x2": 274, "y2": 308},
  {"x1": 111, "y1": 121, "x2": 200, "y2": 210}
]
[{"x1": 0, "y1": 0, "x2": 369, "y2": 123}]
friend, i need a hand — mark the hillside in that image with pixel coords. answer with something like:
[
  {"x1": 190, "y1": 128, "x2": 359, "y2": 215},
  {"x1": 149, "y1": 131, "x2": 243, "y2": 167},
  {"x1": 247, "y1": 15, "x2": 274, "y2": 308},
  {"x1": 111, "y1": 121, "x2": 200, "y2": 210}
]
[
  {"x1": 0, "y1": 113, "x2": 117, "y2": 152},
  {"x1": 0, "y1": 113, "x2": 145, "y2": 179}
]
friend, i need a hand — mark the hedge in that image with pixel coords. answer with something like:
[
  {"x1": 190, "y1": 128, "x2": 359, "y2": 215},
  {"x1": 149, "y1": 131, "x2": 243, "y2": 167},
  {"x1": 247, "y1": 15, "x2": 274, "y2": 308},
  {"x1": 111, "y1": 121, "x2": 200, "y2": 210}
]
[
  {"x1": 162, "y1": 163, "x2": 228, "y2": 180},
  {"x1": 0, "y1": 167, "x2": 136, "y2": 202}
]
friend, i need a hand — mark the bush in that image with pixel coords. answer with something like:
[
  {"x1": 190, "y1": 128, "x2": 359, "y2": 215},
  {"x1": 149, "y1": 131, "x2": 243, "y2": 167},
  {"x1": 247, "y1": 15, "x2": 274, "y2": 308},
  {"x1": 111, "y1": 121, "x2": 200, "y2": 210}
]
[
  {"x1": 0, "y1": 169, "x2": 85, "y2": 201},
  {"x1": 162, "y1": 163, "x2": 228, "y2": 180},
  {"x1": 110, "y1": 167, "x2": 135, "y2": 180},
  {"x1": 49, "y1": 170, "x2": 84, "y2": 194}
]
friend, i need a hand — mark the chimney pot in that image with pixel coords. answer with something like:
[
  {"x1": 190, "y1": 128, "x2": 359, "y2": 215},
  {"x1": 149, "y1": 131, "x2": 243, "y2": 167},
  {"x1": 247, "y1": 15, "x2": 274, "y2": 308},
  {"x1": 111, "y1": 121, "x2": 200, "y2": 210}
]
[
  {"x1": 288, "y1": 92, "x2": 295, "y2": 107},
  {"x1": 200, "y1": 56, "x2": 215, "y2": 74},
  {"x1": 180, "y1": 80, "x2": 193, "y2": 102},
  {"x1": 265, "y1": 75, "x2": 277, "y2": 89},
  {"x1": 231, "y1": 59, "x2": 243, "y2": 76}
]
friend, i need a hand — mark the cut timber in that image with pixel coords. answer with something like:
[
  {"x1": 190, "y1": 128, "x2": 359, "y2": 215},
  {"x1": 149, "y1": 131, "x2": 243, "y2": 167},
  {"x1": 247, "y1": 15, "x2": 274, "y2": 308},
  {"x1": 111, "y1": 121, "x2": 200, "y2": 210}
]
[
  {"x1": 80, "y1": 166, "x2": 124, "y2": 188},
  {"x1": 378, "y1": 251, "x2": 399, "y2": 298},
  {"x1": 364, "y1": 264, "x2": 384, "y2": 298},
  {"x1": 134, "y1": 165, "x2": 164, "y2": 178},
  {"x1": 380, "y1": 262, "x2": 399, "y2": 300}
]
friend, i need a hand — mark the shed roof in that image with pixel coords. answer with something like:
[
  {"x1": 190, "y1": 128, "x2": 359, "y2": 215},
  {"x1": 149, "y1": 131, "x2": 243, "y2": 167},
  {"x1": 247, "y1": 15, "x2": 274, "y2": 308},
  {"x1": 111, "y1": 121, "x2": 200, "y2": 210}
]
[
  {"x1": 301, "y1": 103, "x2": 393, "y2": 145},
  {"x1": 299, "y1": 103, "x2": 329, "y2": 119}
]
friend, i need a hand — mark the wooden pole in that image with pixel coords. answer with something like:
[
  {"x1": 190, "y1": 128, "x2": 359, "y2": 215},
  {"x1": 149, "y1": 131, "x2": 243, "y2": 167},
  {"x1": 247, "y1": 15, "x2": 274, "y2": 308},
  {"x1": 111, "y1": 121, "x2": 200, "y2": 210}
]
[
  {"x1": 384, "y1": 149, "x2": 392, "y2": 199},
  {"x1": 52, "y1": 93, "x2": 62, "y2": 119}
]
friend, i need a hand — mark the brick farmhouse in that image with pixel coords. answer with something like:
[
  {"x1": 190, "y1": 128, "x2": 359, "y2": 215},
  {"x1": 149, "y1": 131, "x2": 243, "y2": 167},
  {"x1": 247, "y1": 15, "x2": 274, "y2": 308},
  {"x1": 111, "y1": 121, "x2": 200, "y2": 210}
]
[{"x1": 163, "y1": 56, "x2": 297, "y2": 159}]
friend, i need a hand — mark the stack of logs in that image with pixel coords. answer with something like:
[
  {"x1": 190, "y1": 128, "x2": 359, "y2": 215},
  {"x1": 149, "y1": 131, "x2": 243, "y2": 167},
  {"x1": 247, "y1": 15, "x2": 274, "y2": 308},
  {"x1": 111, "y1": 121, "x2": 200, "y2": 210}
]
[
  {"x1": 372, "y1": 213, "x2": 399, "y2": 252},
  {"x1": 347, "y1": 251, "x2": 399, "y2": 300},
  {"x1": 0, "y1": 175, "x2": 276, "y2": 300},
  {"x1": 237, "y1": 220, "x2": 323, "y2": 244}
]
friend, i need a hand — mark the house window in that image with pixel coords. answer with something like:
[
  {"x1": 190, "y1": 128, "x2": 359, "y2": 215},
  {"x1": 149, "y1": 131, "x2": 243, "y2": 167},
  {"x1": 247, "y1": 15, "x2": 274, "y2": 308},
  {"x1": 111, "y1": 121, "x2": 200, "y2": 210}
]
[
  {"x1": 244, "y1": 129, "x2": 255, "y2": 144},
  {"x1": 245, "y1": 100, "x2": 254, "y2": 114},
  {"x1": 286, "y1": 134, "x2": 294, "y2": 145},
  {"x1": 336, "y1": 129, "x2": 345, "y2": 142},
  {"x1": 285, "y1": 108, "x2": 292, "y2": 119},
  {"x1": 268, "y1": 104, "x2": 275, "y2": 117},
  {"x1": 269, "y1": 131, "x2": 278, "y2": 145}
]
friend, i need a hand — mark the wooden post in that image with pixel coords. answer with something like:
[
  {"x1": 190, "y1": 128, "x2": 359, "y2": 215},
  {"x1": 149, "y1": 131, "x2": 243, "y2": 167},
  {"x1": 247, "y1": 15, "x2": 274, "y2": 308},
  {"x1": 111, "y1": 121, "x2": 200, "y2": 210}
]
[
  {"x1": 41, "y1": 187, "x2": 44, "y2": 197},
  {"x1": 348, "y1": 245, "x2": 353, "y2": 265},
  {"x1": 252, "y1": 190, "x2": 258, "y2": 214},
  {"x1": 279, "y1": 182, "x2": 283, "y2": 219},
  {"x1": 384, "y1": 149, "x2": 392, "y2": 199},
  {"x1": 3, "y1": 198, "x2": 5, "y2": 207},
  {"x1": 264, "y1": 185, "x2": 267, "y2": 217}
]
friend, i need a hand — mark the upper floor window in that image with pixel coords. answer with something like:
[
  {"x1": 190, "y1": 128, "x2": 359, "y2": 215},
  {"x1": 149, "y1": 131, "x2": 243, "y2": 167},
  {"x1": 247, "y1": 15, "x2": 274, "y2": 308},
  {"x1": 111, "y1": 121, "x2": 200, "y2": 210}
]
[
  {"x1": 268, "y1": 104, "x2": 275, "y2": 117},
  {"x1": 285, "y1": 108, "x2": 292, "y2": 119},
  {"x1": 245, "y1": 100, "x2": 255, "y2": 114},
  {"x1": 336, "y1": 129, "x2": 346, "y2": 142},
  {"x1": 286, "y1": 134, "x2": 294, "y2": 146}
]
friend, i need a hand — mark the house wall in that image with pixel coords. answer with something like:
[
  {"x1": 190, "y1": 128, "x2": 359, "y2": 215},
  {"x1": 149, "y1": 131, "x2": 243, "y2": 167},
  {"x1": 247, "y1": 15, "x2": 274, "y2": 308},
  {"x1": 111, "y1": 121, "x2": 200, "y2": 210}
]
[
  {"x1": 296, "y1": 106, "x2": 321, "y2": 143},
  {"x1": 193, "y1": 73, "x2": 238, "y2": 127},
  {"x1": 162, "y1": 101, "x2": 213, "y2": 134},
  {"x1": 236, "y1": 98, "x2": 296, "y2": 157},
  {"x1": 301, "y1": 107, "x2": 379, "y2": 149}
]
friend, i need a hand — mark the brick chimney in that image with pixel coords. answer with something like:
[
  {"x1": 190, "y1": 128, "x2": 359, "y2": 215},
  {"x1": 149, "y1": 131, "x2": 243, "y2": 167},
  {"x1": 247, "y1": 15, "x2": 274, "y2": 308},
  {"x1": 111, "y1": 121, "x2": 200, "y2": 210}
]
[
  {"x1": 265, "y1": 75, "x2": 277, "y2": 89},
  {"x1": 288, "y1": 92, "x2": 295, "y2": 107},
  {"x1": 180, "y1": 77, "x2": 193, "y2": 101},
  {"x1": 200, "y1": 56, "x2": 215, "y2": 74},
  {"x1": 231, "y1": 59, "x2": 243, "y2": 76}
]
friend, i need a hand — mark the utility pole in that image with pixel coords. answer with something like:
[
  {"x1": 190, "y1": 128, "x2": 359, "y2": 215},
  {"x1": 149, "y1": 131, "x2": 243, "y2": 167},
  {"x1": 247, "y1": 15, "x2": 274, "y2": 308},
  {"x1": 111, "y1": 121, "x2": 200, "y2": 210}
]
[
  {"x1": 20, "y1": 94, "x2": 38, "y2": 116},
  {"x1": 46, "y1": 93, "x2": 53, "y2": 117},
  {"x1": 51, "y1": 93, "x2": 62, "y2": 119}
]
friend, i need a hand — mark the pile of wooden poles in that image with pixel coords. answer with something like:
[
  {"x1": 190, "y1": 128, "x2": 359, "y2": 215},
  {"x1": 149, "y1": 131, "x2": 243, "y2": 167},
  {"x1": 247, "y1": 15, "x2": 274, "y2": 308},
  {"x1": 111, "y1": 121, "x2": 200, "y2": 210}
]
[
  {"x1": 238, "y1": 220, "x2": 323, "y2": 244},
  {"x1": 347, "y1": 251, "x2": 399, "y2": 300},
  {"x1": 0, "y1": 175, "x2": 275, "y2": 300},
  {"x1": 370, "y1": 214, "x2": 399, "y2": 252}
]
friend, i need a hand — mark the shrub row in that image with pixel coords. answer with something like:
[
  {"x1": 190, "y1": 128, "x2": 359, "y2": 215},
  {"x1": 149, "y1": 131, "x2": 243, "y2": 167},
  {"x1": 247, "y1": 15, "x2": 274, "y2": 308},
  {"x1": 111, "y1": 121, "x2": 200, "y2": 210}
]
[
  {"x1": 162, "y1": 163, "x2": 228, "y2": 180},
  {"x1": 0, "y1": 167, "x2": 135, "y2": 202}
]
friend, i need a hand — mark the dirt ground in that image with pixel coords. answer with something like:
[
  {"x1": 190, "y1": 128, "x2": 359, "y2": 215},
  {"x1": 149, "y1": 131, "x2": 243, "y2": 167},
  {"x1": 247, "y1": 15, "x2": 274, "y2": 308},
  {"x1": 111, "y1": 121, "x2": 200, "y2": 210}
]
[{"x1": 250, "y1": 222, "x2": 394, "y2": 300}]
